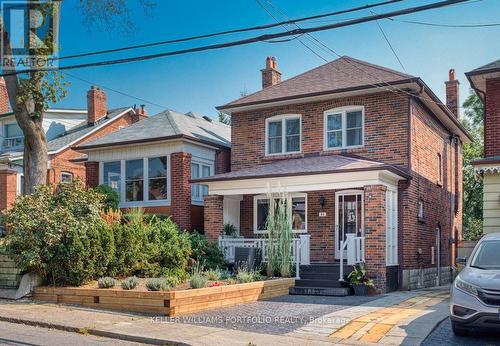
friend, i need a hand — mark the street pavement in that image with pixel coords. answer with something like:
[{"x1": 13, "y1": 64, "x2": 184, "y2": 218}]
[
  {"x1": 0, "y1": 320, "x2": 143, "y2": 346},
  {"x1": 423, "y1": 318, "x2": 500, "y2": 346}
]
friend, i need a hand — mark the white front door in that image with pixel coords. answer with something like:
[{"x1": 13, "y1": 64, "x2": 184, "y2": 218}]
[{"x1": 335, "y1": 191, "x2": 364, "y2": 260}]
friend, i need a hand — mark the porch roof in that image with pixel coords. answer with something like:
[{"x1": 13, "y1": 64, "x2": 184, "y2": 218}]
[{"x1": 193, "y1": 154, "x2": 411, "y2": 183}]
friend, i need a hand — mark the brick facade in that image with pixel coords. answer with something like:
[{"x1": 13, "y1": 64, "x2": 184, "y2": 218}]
[
  {"x1": 215, "y1": 148, "x2": 231, "y2": 175},
  {"x1": 171, "y1": 152, "x2": 192, "y2": 231},
  {"x1": 485, "y1": 78, "x2": 500, "y2": 157},
  {"x1": 0, "y1": 170, "x2": 16, "y2": 211},
  {"x1": 0, "y1": 78, "x2": 10, "y2": 114},
  {"x1": 204, "y1": 195, "x2": 224, "y2": 242}
]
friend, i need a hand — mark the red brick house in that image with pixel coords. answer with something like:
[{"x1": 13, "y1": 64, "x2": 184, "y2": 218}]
[
  {"x1": 75, "y1": 109, "x2": 231, "y2": 231},
  {"x1": 0, "y1": 84, "x2": 145, "y2": 212},
  {"x1": 196, "y1": 56, "x2": 471, "y2": 294}
]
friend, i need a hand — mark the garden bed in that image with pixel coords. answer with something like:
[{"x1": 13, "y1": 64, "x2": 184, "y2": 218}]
[{"x1": 33, "y1": 278, "x2": 295, "y2": 316}]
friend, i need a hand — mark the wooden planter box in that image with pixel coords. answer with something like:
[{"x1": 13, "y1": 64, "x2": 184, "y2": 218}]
[{"x1": 33, "y1": 278, "x2": 295, "y2": 316}]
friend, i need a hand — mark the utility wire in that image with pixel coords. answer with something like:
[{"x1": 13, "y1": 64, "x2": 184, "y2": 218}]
[
  {"x1": 371, "y1": 11, "x2": 407, "y2": 72},
  {"x1": 57, "y1": 0, "x2": 404, "y2": 61},
  {"x1": 0, "y1": 0, "x2": 471, "y2": 77},
  {"x1": 386, "y1": 17, "x2": 500, "y2": 27}
]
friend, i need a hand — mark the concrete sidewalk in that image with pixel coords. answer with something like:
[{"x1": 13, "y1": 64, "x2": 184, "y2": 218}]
[{"x1": 0, "y1": 286, "x2": 450, "y2": 346}]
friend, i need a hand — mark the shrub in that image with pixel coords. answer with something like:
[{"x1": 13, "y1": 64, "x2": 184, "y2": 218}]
[
  {"x1": 4, "y1": 181, "x2": 111, "y2": 286},
  {"x1": 204, "y1": 269, "x2": 221, "y2": 281},
  {"x1": 121, "y1": 276, "x2": 139, "y2": 290},
  {"x1": 236, "y1": 266, "x2": 263, "y2": 283},
  {"x1": 98, "y1": 277, "x2": 117, "y2": 288},
  {"x1": 189, "y1": 232, "x2": 224, "y2": 269},
  {"x1": 146, "y1": 278, "x2": 169, "y2": 291},
  {"x1": 219, "y1": 269, "x2": 232, "y2": 280},
  {"x1": 190, "y1": 273, "x2": 208, "y2": 289},
  {"x1": 223, "y1": 223, "x2": 238, "y2": 237},
  {"x1": 95, "y1": 185, "x2": 119, "y2": 211}
]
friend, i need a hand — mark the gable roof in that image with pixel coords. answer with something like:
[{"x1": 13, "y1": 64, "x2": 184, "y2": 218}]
[
  {"x1": 466, "y1": 58, "x2": 500, "y2": 101},
  {"x1": 76, "y1": 109, "x2": 231, "y2": 151},
  {"x1": 0, "y1": 107, "x2": 133, "y2": 162},
  {"x1": 217, "y1": 56, "x2": 417, "y2": 110},
  {"x1": 467, "y1": 59, "x2": 500, "y2": 75}
]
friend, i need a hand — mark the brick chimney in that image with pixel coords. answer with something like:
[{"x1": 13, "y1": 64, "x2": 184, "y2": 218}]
[
  {"x1": 87, "y1": 86, "x2": 107, "y2": 125},
  {"x1": 261, "y1": 56, "x2": 281, "y2": 89},
  {"x1": 0, "y1": 78, "x2": 11, "y2": 114},
  {"x1": 134, "y1": 104, "x2": 147, "y2": 121},
  {"x1": 445, "y1": 69, "x2": 460, "y2": 118}
]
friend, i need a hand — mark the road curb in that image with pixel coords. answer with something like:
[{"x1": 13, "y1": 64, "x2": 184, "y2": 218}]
[{"x1": 0, "y1": 315, "x2": 189, "y2": 345}]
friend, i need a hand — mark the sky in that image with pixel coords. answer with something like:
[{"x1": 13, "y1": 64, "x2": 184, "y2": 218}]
[{"x1": 52, "y1": 0, "x2": 500, "y2": 119}]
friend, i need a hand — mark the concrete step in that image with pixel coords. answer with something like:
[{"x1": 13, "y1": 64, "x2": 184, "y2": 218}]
[
  {"x1": 289, "y1": 286, "x2": 352, "y2": 296},
  {"x1": 300, "y1": 264, "x2": 353, "y2": 274},
  {"x1": 299, "y1": 272, "x2": 345, "y2": 280},
  {"x1": 295, "y1": 279, "x2": 345, "y2": 288}
]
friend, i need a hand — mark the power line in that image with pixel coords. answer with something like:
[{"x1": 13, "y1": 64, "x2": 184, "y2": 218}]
[
  {"x1": 57, "y1": 0, "x2": 404, "y2": 61},
  {"x1": 0, "y1": 0, "x2": 471, "y2": 77},
  {"x1": 371, "y1": 11, "x2": 406, "y2": 72},
  {"x1": 386, "y1": 17, "x2": 500, "y2": 27}
]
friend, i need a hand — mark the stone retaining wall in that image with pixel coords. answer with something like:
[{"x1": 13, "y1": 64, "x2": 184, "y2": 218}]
[{"x1": 401, "y1": 266, "x2": 452, "y2": 290}]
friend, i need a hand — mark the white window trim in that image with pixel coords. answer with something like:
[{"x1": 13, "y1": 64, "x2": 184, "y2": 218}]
[
  {"x1": 99, "y1": 155, "x2": 171, "y2": 208},
  {"x1": 386, "y1": 189, "x2": 398, "y2": 266},
  {"x1": 265, "y1": 114, "x2": 302, "y2": 156},
  {"x1": 437, "y1": 153, "x2": 443, "y2": 186},
  {"x1": 16, "y1": 173, "x2": 23, "y2": 196},
  {"x1": 191, "y1": 158, "x2": 215, "y2": 206},
  {"x1": 253, "y1": 192, "x2": 308, "y2": 234},
  {"x1": 323, "y1": 106, "x2": 365, "y2": 151},
  {"x1": 61, "y1": 171, "x2": 73, "y2": 183}
]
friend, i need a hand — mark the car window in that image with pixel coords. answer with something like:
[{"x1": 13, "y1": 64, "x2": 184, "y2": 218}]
[{"x1": 471, "y1": 240, "x2": 500, "y2": 269}]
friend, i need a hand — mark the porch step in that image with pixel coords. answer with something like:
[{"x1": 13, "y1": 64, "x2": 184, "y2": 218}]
[
  {"x1": 289, "y1": 286, "x2": 352, "y2": 296},
  {"x1": 295, "y1": 279, "x2": 345, "y2": 288}
]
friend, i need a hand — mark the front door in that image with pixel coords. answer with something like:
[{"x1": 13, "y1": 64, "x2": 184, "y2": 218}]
[{"x1": 335, "y1": 191, "x2": 364, "y2": 259}]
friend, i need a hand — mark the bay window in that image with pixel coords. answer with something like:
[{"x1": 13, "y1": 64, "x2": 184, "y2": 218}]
[
  {"x1": 324, "y1": 106, "x2": 364, "y2": 150},
  {"x1": 265, "y1": 114, "x2": 301, "y2": 155},
  {"x1": 253, "y1": 193, "x2": 307, "y2": 233},
  {"x1": 100, "y1": 156, "x2": 169, "y2": 206}
]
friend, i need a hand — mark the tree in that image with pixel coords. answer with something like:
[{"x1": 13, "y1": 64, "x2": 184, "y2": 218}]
[
  {"x1": 461, "y1": 91, "x2": 484, "y2": 241},
  {"x1": 218, "y1": 111, "x2": 231, "y2": 125},
  {"x1": 0, "y1": 1, "x2": 153, "y2": 194}
]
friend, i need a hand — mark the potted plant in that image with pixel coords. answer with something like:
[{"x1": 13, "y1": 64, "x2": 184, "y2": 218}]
[
  {"x1": 348, "y1": 263, "x2": 374, "y2": 296},
  {"x1": 223, "y1": 223, "x2": 239, "y2": 238}
]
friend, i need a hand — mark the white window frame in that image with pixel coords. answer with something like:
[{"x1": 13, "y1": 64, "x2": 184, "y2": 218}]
[
  {"x1": 265, "y1": 114, "x2": 302, "y2": 156},
  {"x1": 16, "y1": 173, "x2": 23, "y2": 196},
  {"x1": 253, "y1": 193, "x2": 307, "y2": 234},
  {"x1": 437, "y1": 153, "x2": 443, "y2": 186},
  {"x1": 323, "y1": 106, "x2": 365, "y2": 150},
  {"x1": 99, "y1": 155, "x2": 171, "y2": 208},
  {"x1": 386, "y1": 189, "x2": 398, "y2": 266},
  {"x1": 191, "y1": 158, "x2": 214, "y2": 205},
  {"x1": 60, "y1": 171, "x2": 73, "y2": 183}
]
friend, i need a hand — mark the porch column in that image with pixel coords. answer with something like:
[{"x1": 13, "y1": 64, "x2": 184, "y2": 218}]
[
  {"x1": 171, "y1": 152, "x2": 192, "y2": 231},
  {"x1": 0, "y1": 169, "x2": 17, "y2": 211},
  {"x1": 364, "y1": 185, "x2": 387, "y2": 294},
  {"x1": 204, "y1": 195, "x2": 224, "y2": 242}
]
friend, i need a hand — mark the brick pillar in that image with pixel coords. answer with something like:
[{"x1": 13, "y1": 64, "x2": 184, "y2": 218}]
[
  {"x1": 364, "y1": 185, "x2": 387, "y2": 294},
  {"x1": 204, "y1": 195, "x2": 224, "y2": 242},
  {"x1": 215, "y1": 148, "x2": 231, "y2": 174},
  {"x1": 85, "y1": 162, "x2": 99, "y2": 188},
  {"x1": 171, "y1": 152, "x2": 192, "y2": 231},
  {"x1": 0, "y1": 170, "x2": 17, "y2": 211}
]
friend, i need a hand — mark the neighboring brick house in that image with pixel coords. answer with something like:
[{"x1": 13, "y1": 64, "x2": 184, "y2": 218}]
[
  {"x1": 195, "y1": 56, "x2": 471, "y2": 293},
  {"x1": 467, "y1": 59, "x2": 500, "y2": 235},
  {"x1": 75, "y1": 110, "x2": 231, "y2": 232},
  {"x1": 0, "y1": 83, "x2": 145, "y2": 211}
]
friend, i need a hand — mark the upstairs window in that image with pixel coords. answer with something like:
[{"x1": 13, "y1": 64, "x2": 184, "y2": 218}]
[
  {"x1": 437, "y1": 153, "x2": 443, "y2": 186},
  {"x1": 324, "y1": 106, "x2": 364, "y2": 150},
  {"x1": 3, "y1": 123, "x2": 24, "y2": 147},
  {"x1": 418, "y1": 199, "x2": 424, "y2": 222},
  {"x1": 265, "y1": 114, "x2": 301, "y2": 155}
]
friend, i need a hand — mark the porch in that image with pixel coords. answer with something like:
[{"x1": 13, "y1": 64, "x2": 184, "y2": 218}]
[{"x1": 196, "y1": 155, "x2": 408, "y2": 293}]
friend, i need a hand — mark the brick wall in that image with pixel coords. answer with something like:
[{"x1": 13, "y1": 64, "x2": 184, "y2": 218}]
[
  {"x1": 485, "y1": 78, "x2": 500, "y2": 157},
  {"x1": 204, "y1": 195, "x2": 224, "y2": 241},
  {"x1": 215, "y1": 148, "x2": 231, "y2": 174},
  {"x1": 0, "y1": 78, "x2": 10, "y2": 114},
  {"x1": 171, "y1": 152, "x2": 192, "y2": 231},
  {"x1": 231, "y1": 92, "x2": 409, "y2": 170},
  {"x1": 0, "y1": 170, "x2": 16, "y2": 211},
  {"x1": 85, "y1": 161, "x2": 99, "y2": 188}
]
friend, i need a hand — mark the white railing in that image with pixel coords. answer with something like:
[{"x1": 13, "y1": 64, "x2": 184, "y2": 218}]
[
  {"x1": 339, "y1": 233, "x2": 366, "y2": 281},
  {"x1": 2, "y1": 136, "x2": 23, "y2": 148},
  {"x1": 218, "y1": 234, "x2": 311, "y2": 270}
]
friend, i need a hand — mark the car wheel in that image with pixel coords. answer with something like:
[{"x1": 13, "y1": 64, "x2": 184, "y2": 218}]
[{"x1": 451, "y1": 321, "x2": 469, "y2": 336}]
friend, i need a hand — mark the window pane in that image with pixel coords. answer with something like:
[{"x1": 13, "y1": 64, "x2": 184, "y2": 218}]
[
  {"x1": 61, "y1": 172, "x2": 73, "y2": 183},
  {"x1": 286, "y1": 118, "x2": 300, "y2": 135},
  {"x1": 268, "y1": 137, "x2": 282, "y2": 154},
  {"x1": 126, "y1": 159, "x2": 144, "y2": 201},
  {"x1": 5, "y1": 123, "x2": 23, "y2": 138},
  {"x1": 268, "y1": 121, "x2": 282, "y2": 137},
  {"x1": 327, "y1": 114, "x2": 342, "y2": 131},
  {"x1": 148, "y1": 157, "x2": 167, "y2": 178},
  {"x1": 202, "y1": 165, "x2": 210, "y2": 178},
  {"x1": 286, "y1": 135, "x2": 300, "y2": 152},
  {"x1": 292, "y1": 197, "x2": 306, "y2": 230},
  {"x1": 327, "y1": 131, "x2": 342, "y2": 148},
  {"x1": 103, "y1": 161, "x2": 121, "y2": 194},
  {"x1": 346, "y1": 128, "x2": 362, "y2": 146},
  {"x1": 257, "y1": 199, "x2": 269, "y2": 231},
  {"x1": 126, "y1": 180, "x2": 144, "y2": 201},
  {"x1": 191, "y1": 163, "x2": 199, "y2": 199},
  {"x1": 346, "y1": 111, "x2": 362, "y2": 128},
  {"x1": 149, "y1": 178, "x2": 167, "y2": 200},
  {"x1": 126, "y1": 159, "x2": 143, "y2": 180},
  {"x1": 191, "y1": 163, "x2": 199, "y2": 179}
]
